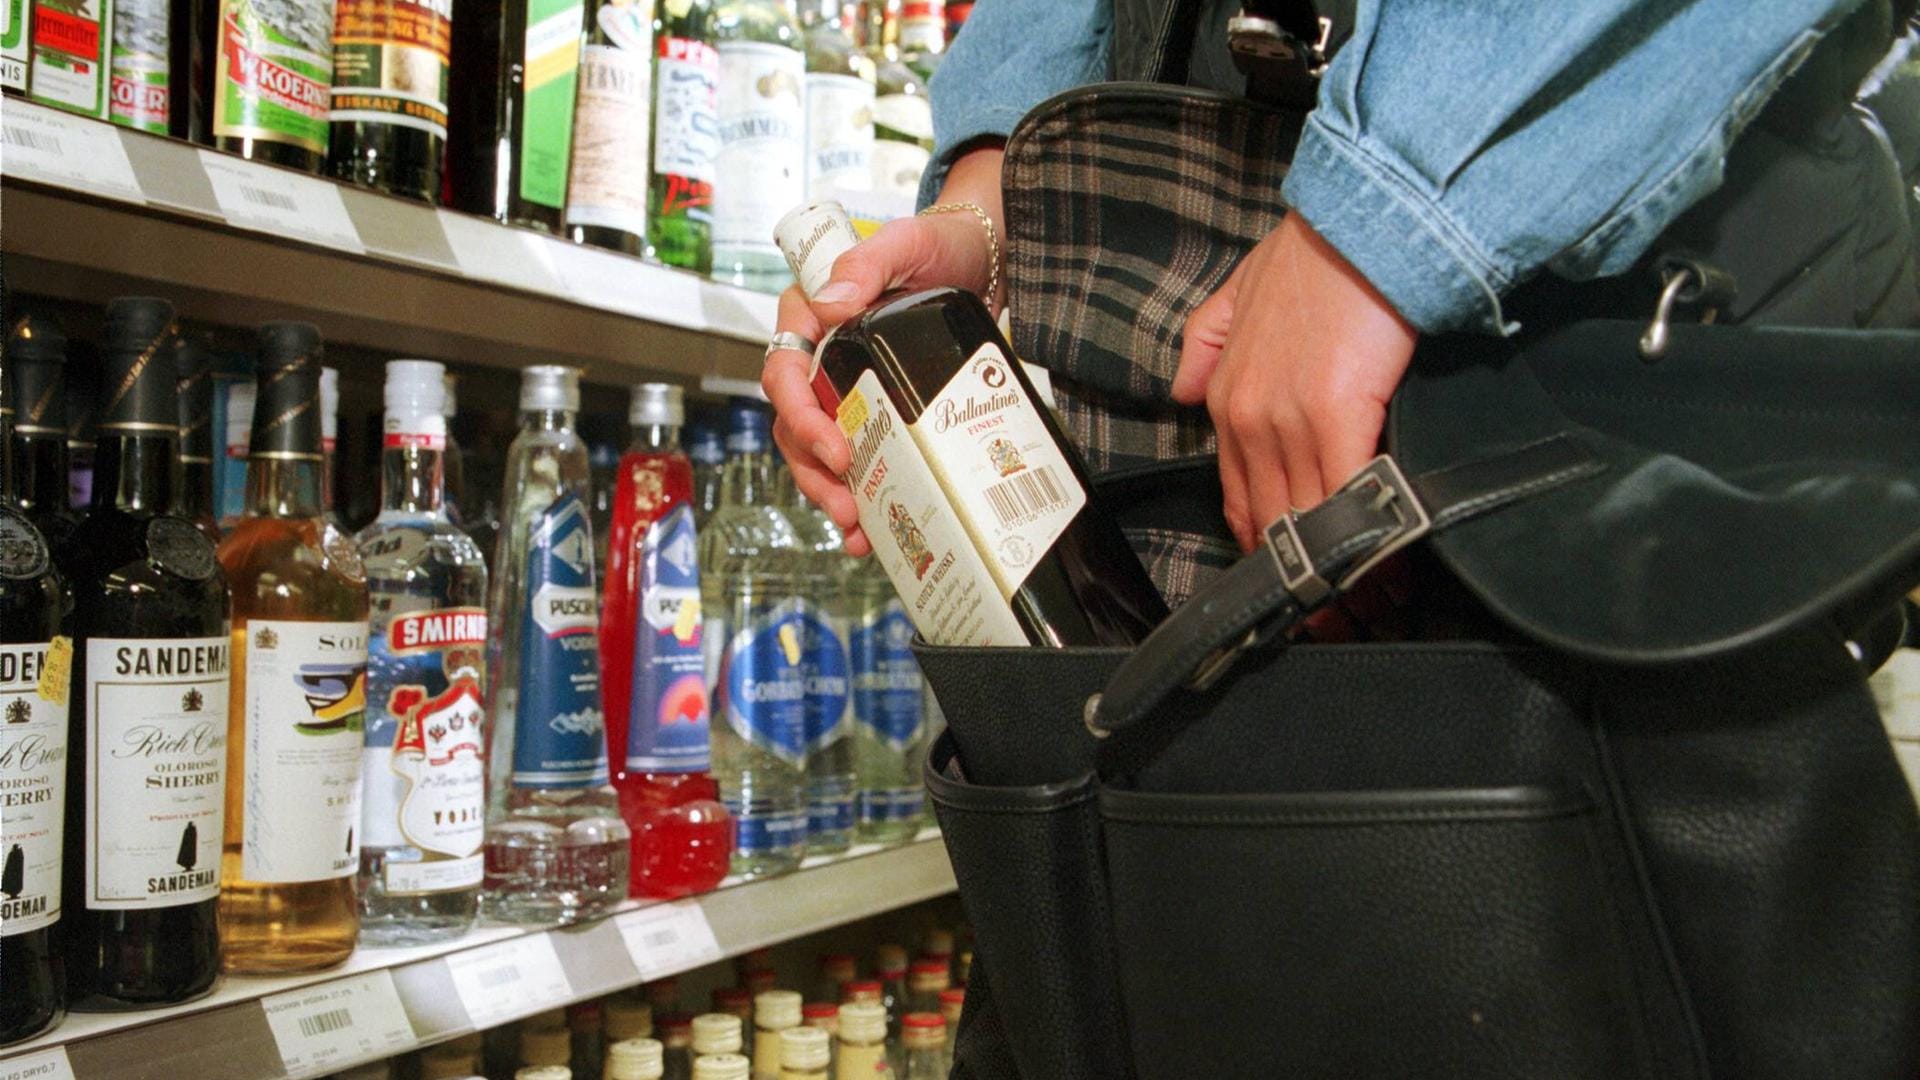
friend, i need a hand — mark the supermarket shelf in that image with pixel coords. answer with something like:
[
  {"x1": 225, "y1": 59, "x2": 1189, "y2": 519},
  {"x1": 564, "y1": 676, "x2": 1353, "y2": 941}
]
[
  {"x1": 0, "y1": 832, "x2": 953, "y2": 1080},
  {"x1": 0, "y1": 101, "x2": 777, "y2": 386}
]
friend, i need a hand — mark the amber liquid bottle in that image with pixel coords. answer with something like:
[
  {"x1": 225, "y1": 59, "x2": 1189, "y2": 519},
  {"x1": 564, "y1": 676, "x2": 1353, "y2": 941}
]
[
  {"x1": 775, "y1": 202, "x2": 1166, "y2": 647},
  {"x1": 216, "y1": 323, "x2": 369, "y2": 973}
]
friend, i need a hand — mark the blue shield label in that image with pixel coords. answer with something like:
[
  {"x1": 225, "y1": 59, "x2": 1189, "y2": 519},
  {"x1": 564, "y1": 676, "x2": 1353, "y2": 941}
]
[
  {"x1": 513, "y1": 493, "x2": 607, "y2": 788},
  {"x1": 850, "y1": 601, "x2": 922, "y2": 751},
  {"x1": 627, "y1": 506, "x2": 712, "y2": 773}
]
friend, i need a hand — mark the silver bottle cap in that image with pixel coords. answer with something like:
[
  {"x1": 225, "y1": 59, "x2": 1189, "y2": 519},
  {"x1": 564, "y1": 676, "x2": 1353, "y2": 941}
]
[
  {"x1": 629, "y1": 382, "x2": 685, "y2": 427},
  {"x1": 520, "y1": 365, "x2": 580, "y2": 412},
  {"x1": 773, "y1": 200, "x2": 861, "y2": 299}
]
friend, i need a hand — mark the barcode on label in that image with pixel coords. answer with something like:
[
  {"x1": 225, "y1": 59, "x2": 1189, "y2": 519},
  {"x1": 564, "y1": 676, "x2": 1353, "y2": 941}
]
[
  {"x1": 642, "y1": 929, "x2": 681, "y2": 949},
  {"x1": 478, "y1": 964, "x2": 521, "y2": 988},
  {"x1": 984, "y1": 465, "x2": 1069, "y2": 528},
  {"x1": 2, "y1": 126, "x2": 59, "y2": 154},
  {"x1": 296, "y1": 1008, "x2": 354, "y2": 1038},
  {"x1": 240, "y1": 186, "x2": 300, "y2": 211}
]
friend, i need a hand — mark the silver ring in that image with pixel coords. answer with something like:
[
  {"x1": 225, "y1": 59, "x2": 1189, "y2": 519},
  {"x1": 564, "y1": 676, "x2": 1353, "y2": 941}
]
[{"x1": 765, "y1": 331, "x2": 817, "y2": 359}]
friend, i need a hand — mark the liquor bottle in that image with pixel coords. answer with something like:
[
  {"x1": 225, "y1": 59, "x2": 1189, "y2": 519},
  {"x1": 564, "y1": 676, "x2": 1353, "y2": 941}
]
[
  {"x1": 800, "y1": 0, "x2": 871, "y2": 201},
  {"x1": 861, "y1": 3, "x2": 928, "y2": 199},
  {"x1": 320, "y1": 365, "x2": 341, "y2": 525},
  {"x1": 565, "y1": 0, "x2": 654, "y2": 253},
  {"x1": 609, "y1": 1038, "x2": 667, "y2": 1080},
  {"x1": 484, "y1": 365, "x2": 630, "y2": 923},
  {"x1": 208, "y1": 0, "x2": 338, "y2": 171},
  {"x1": 692, "y1": 1056, "x2": 749, "y2": 1080},
  {"x1": 442, "y1": 0, "x2": 585, "y2": 231},
  {"x1": 753, "y1": 990, "x2": 802, "y2": 1079},
  {"x1": 217, "y1": 322, "x2": 370, "y2": 974},
  {"x1": 776, "y1": 465, "x2": 853, "y2": 854},
  {"x1": 775, "y1": 201, "x2": 1168, "y2": 647},
  {"x1": 570, "y1": 1001, "x2": 605, "y2": 1080},
  {"x1": 898, "y1": 1015, "x2": 942, "y2": 1080},
  {"x1": 601, "y1": 384, "x2": 731, "y2": 899},
  {"x1": 28, "y1": 0, "x2": 109, "y2": 116},
  {"x1": 172, "y1": 333, "x2": 221, "y2": 542},
  {"x1": 660, "y1": 1015, "x2": 696, "y2": 1080},
  {"x1": 894, "y1": 0, "x2": 938, "y2": 80},
  {"x1": 109, "y1": 0, "x2": 172, "y2": 131},
  {"x1": 356, "y1": 361, "x2": 488, "y2": 945},
  {"x1": 2, "y1": 0, "x2": 28, "y2": 95},
  {"x1": 58, "y1": 299, "x2": 229, "y2": 1011},
  {"x1": 5, "y1": 314, "x2": 77, "y2": 547},
  {"x1": 904, "y1": 959, "x2": 946, "y2": 1015},
  {"x1": 0, "y1": 339, "x2": 69, "y2": 1047},
  {"x1": 647, "y1": 0, "x2": 717, "y2": 271},
  {"x1": 848, "y1": 555, "x2": 922, "y2": 844},
  {"x1": 442, "y1": 372, "x2": 467, "y2": 524},
  {"x1": 688, "y1": 419, "x2": 724, "y2": 528},
  {"x1": 170, "y1": 0, "x2": 206, "y2": 139},
  {"x1": 832, "y1": 1004, "x2": 886, "y2": 1080},
  {"x1": 692, "y1": 1012, "x2": 744, "y2": 1057},
  {"x1": 936, "y1": 987, "x2": 962, "y2": 1070},
  {"x1": 778, "y1": 1026, "x2": 829, "y2": 1080},
  {"x1": 698, "y1": 401, "x2": 807, "y2": 878},
  {"x1": 711, "y1": 0, "x2": 804, "y2": 293},
  {"x1": 327, "y1": 0, "x2": 453, "y2": 200}
]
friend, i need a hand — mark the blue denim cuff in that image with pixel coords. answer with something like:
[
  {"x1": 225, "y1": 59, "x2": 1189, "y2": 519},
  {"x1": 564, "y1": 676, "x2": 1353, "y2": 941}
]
[
  {"x1": 916, "y1": 103, "x2": 1032, "y2": 210},
  {"x1": 1281, "y1": 116, "x2": 1518, "y2": 336}
]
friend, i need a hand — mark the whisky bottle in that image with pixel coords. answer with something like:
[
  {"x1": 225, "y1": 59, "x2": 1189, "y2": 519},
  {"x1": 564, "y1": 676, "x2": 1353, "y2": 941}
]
[
  {"x1": 208, "y1": 0, "x2": 338, "y2": 171},
  {"x1": 711, "y1": 0, "x2": 805, "y2": 293},
  {"x1": 327, "y1": 0, "x2": 453, "y2": 201},
  {"x1": 800, "y1": 0, "x2": 873, "y2": 201},
  {"x1": 6, "y1": 314, "x2": 77, "y2": 548},
  {"x1": 775, "y1": 201, "x2": 1167, "y2": 647},
  {"x1": 172, "y1": 332, "x2": 220, "y2": 542},
  {"x1": 647, "y1": 0, "x2": 718, "y2": 270},
  {"x1": 217, "y1": 322, "x2": 369, "y2": 973},
  {"x1": 565, "y1": 0, "x2": 654, "y2": 253},
  {"x1": 61, "y1": 298, "x2": 229, "y2": 1009},
  {"x1": 0, "y1": 340, "x2": 69, "y2": 1047}
]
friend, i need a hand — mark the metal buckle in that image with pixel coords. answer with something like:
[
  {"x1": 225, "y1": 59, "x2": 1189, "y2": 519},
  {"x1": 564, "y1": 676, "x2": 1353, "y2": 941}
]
[{"x1": 1335, "y1": 455, "x2": 1431, "y2": 589}]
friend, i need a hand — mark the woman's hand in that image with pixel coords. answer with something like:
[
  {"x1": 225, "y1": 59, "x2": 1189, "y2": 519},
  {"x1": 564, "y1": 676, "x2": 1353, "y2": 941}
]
[
  {"x1": 1171, "y1": 213, "x2": 1418, "y2": 552},
  {"x1": 764, "y1": 146, "x2": 1007, "y2": 557}
]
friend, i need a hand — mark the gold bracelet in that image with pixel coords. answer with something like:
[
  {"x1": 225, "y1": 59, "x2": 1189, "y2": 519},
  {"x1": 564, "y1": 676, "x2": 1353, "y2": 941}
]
[{"x1": 918, "y1": 201, "x2": 1001, "y2": 314}]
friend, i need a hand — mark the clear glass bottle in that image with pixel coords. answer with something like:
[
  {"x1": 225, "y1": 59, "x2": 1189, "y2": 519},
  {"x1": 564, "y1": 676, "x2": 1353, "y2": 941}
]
[
  {"x1": 936, "y1": 988, "x2": 963, "y2": 1072},
  {"x1": 800, "y1": 0, "x2": 873, "y2": 200},
  {"x1": 898, "y1": 1015, "x2": 943, "y2": 1080},
  {"x1": 777, "y1": 466, "x2": 855, "y2": 854},
  {"x1": 649, "y1": 0, "x2": 719, "y2": 271},
  {"x1": 485, "y1": 365, "x2": 631, "y2": 924},
  {"x1": 711, "y1": 0, "x2": 805, "y2": 292},
  {"x1": 356, "y1": 361, "x2": 490, "y2": 946},
  {"x1": 833, "y1": 1003, "x2": 889, "y2": 1080},
  {"x1": 217, "y1": 323, "x2": 370, "y2": 974},
  {"x1": 688, "y1": 420, "x2": 726, "y2": 529},
  {"x1": 848, "y1": 555, "x2": 923, "y2": 845},
  {"x1": 754, "y1": 990, "x2": 803, "y2": 1079},
  {"x1": 699, "y1": 401, "x2": 808, "y2": 878},
  {"x1": 862, "y1": 2, "x2": 930, "y2": 199},
  {"x1": 778, "y1": 1025, "x2": 830, "y2": 1080}
]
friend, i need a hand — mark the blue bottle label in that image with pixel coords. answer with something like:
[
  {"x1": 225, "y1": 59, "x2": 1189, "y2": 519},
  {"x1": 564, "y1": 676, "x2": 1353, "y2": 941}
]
[
  {"x1": 719, "y1": 598, "x2": 807, "y2": 766},
  {"x1": 850, "y1": 602, "x2": 922, "y2": 751},
  {"x1": 798, "y1": 607, "x2": 850, "y2": 754},
  {"x1": 809, "y1": 792, "x2": 855, "y2": 836},
  {"x1": 627, "y1": 506, "x2": 712, "y2": 774},
  {"x1": 727, "y1": 801, "x2": 808, "y2": 855},
  {"x1": 857, "y1": 788, "x2": 925, "y2": 825},
  {"x1": 513, "y1": 493, "x2": 607, "y2": 788}
]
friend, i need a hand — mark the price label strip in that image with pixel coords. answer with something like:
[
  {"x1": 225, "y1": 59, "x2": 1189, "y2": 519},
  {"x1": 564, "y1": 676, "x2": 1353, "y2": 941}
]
[
  {"x1": 262, "y1": 971, "x2": 416, "y2": 1080},
  {"x1": 615, "y1": 901, "x2": 724, "y2": 981},
  {"x1": 444, "y1": 933, "x2": 574, "y2": 1029},
  {"x1": 0, "y1": 104, "x2": 144, "y2": 202},
  {"x1": 0, "y1": 1047, "x2": 76, "y2": 1080},
  {"x1": 198, "y1": 150, "x2": 367, "y2": 253}
]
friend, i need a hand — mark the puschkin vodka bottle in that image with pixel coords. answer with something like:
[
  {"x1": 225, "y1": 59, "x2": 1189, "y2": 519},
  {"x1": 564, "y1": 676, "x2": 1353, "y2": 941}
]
[
  {"x1": 356, "y1": 361, "x2": 489, "y2": 945},
  {"x1": 485, "y1": 366, "x2": 630, "y2": 923},
  {"x1": 698, "y1": 401, "x2": 807, "y2": 878},
  {"x1": 776, "y1": 464, "x2": 855, "y2": 854},
  {"x1": 849, "y1": 554, "x2": 923, "y2": 844}
]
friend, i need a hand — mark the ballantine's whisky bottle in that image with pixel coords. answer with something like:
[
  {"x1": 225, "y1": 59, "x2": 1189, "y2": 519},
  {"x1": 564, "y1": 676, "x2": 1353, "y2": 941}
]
[{"x1": 773, "y1": 201, "x2": 1166, "y2": 648}]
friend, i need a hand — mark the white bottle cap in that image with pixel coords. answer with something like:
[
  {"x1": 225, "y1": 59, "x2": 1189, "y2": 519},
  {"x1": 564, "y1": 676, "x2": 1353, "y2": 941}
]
[
  {"x1": 606, "y1": 1037, "x2": 666, "y2": 1079},
  {"x1": 836, "y1": 1002, "x2": 887, "y2": 1044},
  {"x1": 629, "y1": 382, "x2": 685, "y2": 427},
  {"x1": 691, "y1": 1013, "x2": 743, "y2": 1055},
  {"x1": 514, "y1": 1069, "x2": 572, "y2": 1080},
  {"x1": 773, "y1": 200, "x2": 862, "y2": 300},
  {"x1": 520, "y1": 365, "x2": 581, "y2": 412},
  {"x1": 690, "y1": 1054, "x2": 751, "y2": 1080},
  {"x1": 224, "y1": 382, "x2": 256, "y2": 458},
  {"x1": 754, "y1": 990, "x2": 803, "y2": 1030},
  {"x1": 778, "y1": 1026, "x2": 830, "y2": 1070},
  {"x1": 320, "y1": 366, "x2": 339, "y2": 442},
  {"x1": 384, "y1": 359, "x2": 448, "y2": 440}
]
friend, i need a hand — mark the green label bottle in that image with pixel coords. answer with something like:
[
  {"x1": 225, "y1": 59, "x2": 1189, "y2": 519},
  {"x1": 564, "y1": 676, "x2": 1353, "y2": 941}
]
[
  {"x1": 109, "y1": 0, "x2": 169, "y2": 131},
  {"x1": 29, "y1": 0, "x2": 113, "y2": 116},
  {"x1": 516, "y1": 0, "x2": 584, "y2": 210},
  {"x1": 211, "y1": 0, "x2": 337, "y2": 172},
  {"x1": 1, "y1": 0, "x2": 30, "y2": 93}
]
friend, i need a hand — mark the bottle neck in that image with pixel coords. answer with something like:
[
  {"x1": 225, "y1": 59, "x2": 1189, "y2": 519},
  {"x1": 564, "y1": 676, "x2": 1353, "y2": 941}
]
[
  {"x1": 246, "y1": 455, "x2": 325, "y2": 519},
  {"x1": 629, "y1": 421, "x2": 682, "y2": 455},
  {"x1": 523, "y1": 407, "x2": 576, "y2": 434},
  {"x1": 91, "y1": 432, "x2": 177, "y2": 513},
  {"x1": 12, "y1": 433, "x2": 69, "y2": 514},
  {"x1": 381, "y1": 443, "x2": 446, "y2": 515},
  {"x1": 176, "y1": 459, "x2": 216, "y2": 522},
  {"x1": 720, "y1": 450, "x2": 778, "y2": 506}
]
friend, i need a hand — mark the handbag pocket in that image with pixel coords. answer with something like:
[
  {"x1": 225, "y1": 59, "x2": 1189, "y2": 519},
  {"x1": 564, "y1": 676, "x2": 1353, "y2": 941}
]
[
  {"x1": 1101, "y1": 783, "x2": 1664, "y2": 1080},
  {"x1": 925, "y1": 734, "x2": 1132, "y2": 1080}
]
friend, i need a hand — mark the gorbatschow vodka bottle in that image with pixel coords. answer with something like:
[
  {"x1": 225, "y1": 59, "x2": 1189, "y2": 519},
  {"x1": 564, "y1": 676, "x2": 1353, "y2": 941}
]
[{"x1": 776, "y1": 465, "x2": 855, "y2": 854}]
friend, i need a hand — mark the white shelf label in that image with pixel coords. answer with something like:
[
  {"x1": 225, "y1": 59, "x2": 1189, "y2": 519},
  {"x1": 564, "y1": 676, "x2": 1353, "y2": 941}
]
[
  {"x1": 445, "y1": 933, "x2": 573, "y2": 1029},
  {"x1": 435, "y1": 208, "x2": 560, "y2": 294},
  {"x1": 616, "y1": 901, "x2": 723, "y2": 980},
  {"x1": 262, "y1": 971, "x2": 415, "y2": 1080},
  {"x1": 0, "y1": 1047, "x2": 76, "y2": 1080},
  {"x1": 198, "y1": 151, "x2": 366, "y2": 253},
  {"x1": 0, "y1": 105, "x2": 143, "y2": 202}
]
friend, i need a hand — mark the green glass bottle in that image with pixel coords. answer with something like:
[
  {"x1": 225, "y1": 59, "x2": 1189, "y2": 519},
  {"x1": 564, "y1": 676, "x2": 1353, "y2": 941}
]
[
  {"x1": 711, "y1": 0, "x2": 803, "y2": 293},
  {"x1": 648, "y1": 0, "x2": 719, "y2": 271}
]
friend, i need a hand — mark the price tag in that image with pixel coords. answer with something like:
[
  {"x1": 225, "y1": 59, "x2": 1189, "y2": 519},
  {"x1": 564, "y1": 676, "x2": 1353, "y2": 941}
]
[
  {"x1": 444, "y1": 934, "x2": 573, "y2": 1029},
  {"x1": 435, "y1": 208, "x2": 559, "y2": 295},
  {"x1": 0, "y1": 1047, "x2": 76, "y2": 1080},
  {"x1": 616, "y1": 901, "x2": 723, "y2": 981},
  {"x1": 0, "y1": 104, "x2": 144, "y2": 202},
  {"x1": 262, "y1": 971, "x2": 416, "y2": 1079},
  {"x1": 198, "y1": 150, "x2": 366, "y2": 253}
]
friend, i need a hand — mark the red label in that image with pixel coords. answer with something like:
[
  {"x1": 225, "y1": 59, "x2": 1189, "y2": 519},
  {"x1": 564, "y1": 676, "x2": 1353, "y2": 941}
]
[
  {"x1": 901, "y1": 1, "x2": 940, "y2": 18},
  {"x1": 658, "y1": 36, "x2": 717, "y2": 67},
  {"x1": 658, "y1": 172, "x2": 711, "y2": 215},
  {"x1": 110, "y1": 77, "x2": 170, "y2": 121},
  {"x1": 383, "y1": 432, "x2": 445, "y2": 450},
  {"x1": 223, "y1": 15, "x2": 329, "y2": 118},
  {"x1": 388, "y1": 608, "x2": 488, "y2": 653},
  {"x1": 33, "y1": 6, "x2": 101, "y2": 60}
]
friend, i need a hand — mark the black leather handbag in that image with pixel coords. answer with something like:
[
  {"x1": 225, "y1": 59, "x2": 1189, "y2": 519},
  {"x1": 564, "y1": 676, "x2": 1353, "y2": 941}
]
[{"x1": 917, "y1": 81, "x2": 1920, "y2": 1080}]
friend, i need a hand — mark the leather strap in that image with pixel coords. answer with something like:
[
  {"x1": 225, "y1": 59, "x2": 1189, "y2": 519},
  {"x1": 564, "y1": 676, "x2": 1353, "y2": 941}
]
[{"x1": 1087, "y1": 435, "x2": 1604, "y2": 738}]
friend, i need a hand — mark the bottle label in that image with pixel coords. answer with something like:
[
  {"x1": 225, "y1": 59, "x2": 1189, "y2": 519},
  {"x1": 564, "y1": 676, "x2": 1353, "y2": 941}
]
[
  {"x1": 713, "y1": 40, "x2": 804, "y2": 261},
  {"x1": 849, "y1": 601, "x2": 920, "y2": 750},
  {"x1": 328, "y1": 0, "x2": 454, "y2": 140},
  {"x1": 717, "y1": 597, "x2": 807, "y2": 766},
  {"x1": 726, "y1": 802, "x2": 806, "y2": 855},
  {"x1": 363, "y1": 608, "x2": 486, "y2": 893},
  {"x1": 0, "y1": 642, "x2": 69, "y2": 937},
  {"x1": 241, "y1": 620, "x2": 368, "y2": 882},
  {"x1": 804, "y1": 71, "x2": 872, "y2": 200},
  {"x1": 856, "y1": 787, "x2": 923, "y2": 825},
  {"x1": 565, "y1": 31, "x2": 652, "y2": 235},
  {"x1": 653, "y1": 36, "x2": 718, "y2": 224},
  {"x1": 827, "y1": 369, "x2": 1026, "y2": 646},
  {"x1": 798, "y1": 609, "x2": 850, "y2": 755},
  {"x1": 626, "y1": 506, "x2": 711, "y2": 773},
  {"x1": 28, "y1": 0, "x2": 111, "y2": 116},
  {"x1": 83, "y1": 637, "x2": 229, "y2": 910},
  {"x1": 383, "y1": 408, "x2": 447, "y2": 450},
  {"x1": 516, "y1": 0, "x2": 585, "y2": 209},
  {"x1": 212, "y1": 0, "x2": 334, "y2": 152},
  {"x1": 513, "y1": 493, "x2": 607, "y2": 788},
  {"x1": 2, "y1": 0, "x2": 27, "y2": 93},
  {"x1": 808, "y1": 779, "x2": 852, "y2": 836},
  {"x1": 0, "y1": 506, "x2": 51, "y2": 580},
  {"x1": 109, "y1": 0, "x2": 170, "y2": 132}
]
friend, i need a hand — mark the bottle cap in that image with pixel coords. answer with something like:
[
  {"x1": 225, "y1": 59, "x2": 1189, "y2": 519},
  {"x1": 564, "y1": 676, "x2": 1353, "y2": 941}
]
[
  {"x1": 514, "y1": 1069, "x2": 572, "y2": 1080},
  {"x1": 922, "y1": 929, "x2": 954, "y2": 957},
  {"x1": 250, "y1": 322, "x2": 324, "y2": 461},
  {"x1": 629, "y1": 382, "x2": 685, "y2": 426},
  {"x1": 419, "y1": 1046, "x2": 480, "y2": 1080},
  {"x1": 802, "y1": 1002, "x2": 839, "y2": 1021},
  {"x1": 519, "y1": 1025, "x2": 572, "y2": 1067},
  {"x1": 520, "y1": 364, "x2": 581, "y2": 412},
  {"x1": 778, "y1": 1026, "x2": 830, "y2": 1070},
  {"x1": 98, "y1": 297, "x2": 179, "y2": 433},
  {"x1": 690, "y1": 1012, "x2": 743, "y2": 1055},
  {"x1": 690, "y1": 1054, "x2": 750, "y2": 1080},
  {"x1": 606, "y1": 1037, "x2": 665, "y2": 1080},
  {"x1": 723, "y1": 398, "x2": 772, "y2": 455},
  {"x1": 939, "y1": 987, "x2": 967, "y2": 1007},
  {"x1": 908, "y1": 959, "x2": 949, "y2": 991},
  {"x1": 384, "y1": 359, "x2": 448, "y2": 441},
  {"x1": 754, "y1": 989, "x2": 802, "y2": 1030},
  {"x1": 320, "y1": 365, "x2": 339, "y2": 443},
  {"x1": 841, "y1": 980, "x2": 882, "y2": 1004},
  {"x1": 819, "y1": 954, "x2": 858, "y2": 982},
  {"x1": 901, "y1": 1012, "x2": 946, "y2": 1050},
  {"x1": 685, "y1": 421, "x2": 723, "y2": 465},
  {"x1": 173, "y1": 333, "x2": 216, "y2": 461},
  {"x1": 772, "y1": 200, "x2": 862, "y2": 300},
  {"x1": 836, "y1": 1003, "x2": 886, "y2": 1044},
  {"x1": 874, "y1": 944, "x2": 907, "y2": 972},
  {"x1": 6, "y1": 314, "x2": 67, "y2": 436},
  {"x1": 604, "y1": 998, "x2": 653, "y2": 1040}
]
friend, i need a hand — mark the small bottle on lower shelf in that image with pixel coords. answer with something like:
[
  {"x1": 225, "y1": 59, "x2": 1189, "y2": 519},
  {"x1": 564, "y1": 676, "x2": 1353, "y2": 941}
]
[
  {"x1": 692, "y1": 1012, "x2": 746, "y2": 1059},
  {"x1": 833, "y1": 1003, "x2": 888, "y2": 1080},
  {"x1": 691, "y1": 1054, "x2": 751, "y2": 1080},
  {"x1": 609, "y1": 1037, "x2": 667, "y2": 1080},
  {"x1": 754, "y1": 990, "x2": 804, "y2": 1078},
  {"x1": 899, "y1": 1014, "x2": 945, "y2": 1080},
  {"x1": 779, "y1": 1025, "x2": 832, "y2": 1080}
]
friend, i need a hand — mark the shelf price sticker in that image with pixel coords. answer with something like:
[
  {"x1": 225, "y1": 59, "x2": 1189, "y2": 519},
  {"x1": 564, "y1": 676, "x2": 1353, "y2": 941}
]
[
  {"x1": 197, "y1": 150, "x2": 367, "y2": 254},
  {"x1": 445, "y1": 933, "x2": 574, "y2": 1029},
  {"x1": 262, "y1": 971, "x2": 416, "y2": 1079},
  {"x1": 616, "y1": 901, "x2": 723, "y2": 981},
  {"x1": 0, "y1": 104, "x2": 144, "y2": 202},
  {"x1": 0, "y1": 1047, "x2": 77, "y2": 1080}
]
